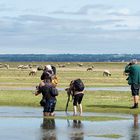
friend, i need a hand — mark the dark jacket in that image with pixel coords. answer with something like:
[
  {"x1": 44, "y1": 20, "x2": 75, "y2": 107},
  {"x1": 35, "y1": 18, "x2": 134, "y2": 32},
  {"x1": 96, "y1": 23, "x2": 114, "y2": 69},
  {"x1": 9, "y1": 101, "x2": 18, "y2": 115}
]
[
  {"x1": 125, "y1": 64, "x2": 140, "y2": 85},
  {"x1": 38, "y1": 83, "x2": 58, "y2": 100}
]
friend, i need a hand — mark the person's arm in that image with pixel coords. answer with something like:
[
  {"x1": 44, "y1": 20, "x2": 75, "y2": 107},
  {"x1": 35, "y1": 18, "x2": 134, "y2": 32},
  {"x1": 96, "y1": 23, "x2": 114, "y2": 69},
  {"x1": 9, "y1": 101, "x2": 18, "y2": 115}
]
[
  {"x1": 34, "y1": 81, "x2": 45, "y2": 96},
  {"x1": 124, "y1": 63, "x2": 131, "y2": 73}
]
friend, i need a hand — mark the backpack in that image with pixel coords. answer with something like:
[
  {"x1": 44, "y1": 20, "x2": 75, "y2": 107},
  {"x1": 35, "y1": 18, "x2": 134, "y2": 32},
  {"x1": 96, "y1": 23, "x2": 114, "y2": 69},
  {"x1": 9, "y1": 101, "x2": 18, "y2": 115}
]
[
  {"x1": 50, "y1": 87, "x2": 58, "y2": 97},
  {"x1": 73, "y1": 79, "x2": 85, "y2": 91}
]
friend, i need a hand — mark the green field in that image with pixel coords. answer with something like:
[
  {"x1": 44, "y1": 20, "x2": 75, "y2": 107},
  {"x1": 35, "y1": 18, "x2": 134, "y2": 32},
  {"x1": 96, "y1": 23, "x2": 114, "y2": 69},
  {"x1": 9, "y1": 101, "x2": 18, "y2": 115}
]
[
  {"x1": 1, "y1": 62, "x2": 139, "y2": 114},
  {"x1": 0, "y1": 62, "x2": 128, "y2": 88}
]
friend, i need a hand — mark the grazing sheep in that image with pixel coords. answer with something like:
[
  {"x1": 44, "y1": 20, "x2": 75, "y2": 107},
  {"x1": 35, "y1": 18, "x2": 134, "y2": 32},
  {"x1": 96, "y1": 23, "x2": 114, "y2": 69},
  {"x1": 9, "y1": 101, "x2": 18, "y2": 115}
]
[
  {"x1": 17, "y1": 65, "x2": 29, "y2": 69},
  {"x1": 77, "y1": 63, "x2": 83, "y2": 67},
  {"x1": 58, "y1": 64, "x2": 66, "y2": 68},
  {"x1": 29, "y1": 68, "x2": 37, "y2": 76},
  {"x1": 87, "y1": 66, "x2": 94, "y2": 71},
  {"x1": 0, "y1": 64, "x2": 9, "y2": 69},
  {"x1": 22, "y1": 65, "x2": 29, "y2": 69},
  {"x1": 37, "y1": 65, "x2": 44, "y2": 71},
  {"x1": 4, "y1": 64, "x2": 9, "y2": 69},
  {"x1": 103, "y1": 70, "x2": 111, "y2": 76},
  {"x1": 17, "y1": 65, "x2": 24, "y2": 69}
]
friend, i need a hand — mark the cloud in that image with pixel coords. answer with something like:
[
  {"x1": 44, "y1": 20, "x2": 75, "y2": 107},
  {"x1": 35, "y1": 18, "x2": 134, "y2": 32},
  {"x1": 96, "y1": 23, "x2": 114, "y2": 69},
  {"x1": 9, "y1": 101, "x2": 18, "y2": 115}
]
[
  {"x1": 108, "y1": 8, "x2": 130, "y2": 16},
  {"x1": 0, "y1": 14, "x2": 140, "y2": 40},
  {"x1": 50, "y1": 4, "x2": 111, "y2": 15},
  {"x1": 0, "y1": 3, "x2": 140, "y2": 54},
  {"x1": 0, "y1": 3, "x2": 14, "y2": 12}
]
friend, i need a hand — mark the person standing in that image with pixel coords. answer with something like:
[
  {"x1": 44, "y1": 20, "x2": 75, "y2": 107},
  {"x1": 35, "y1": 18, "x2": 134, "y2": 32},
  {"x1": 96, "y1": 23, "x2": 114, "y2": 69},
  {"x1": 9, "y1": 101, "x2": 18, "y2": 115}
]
[
  {"x1": 124, "y1": 59, "x2": 140, "y2": 109},
  {"x1": 35, "y1": 72, "x2": 58, "y2": 116}
]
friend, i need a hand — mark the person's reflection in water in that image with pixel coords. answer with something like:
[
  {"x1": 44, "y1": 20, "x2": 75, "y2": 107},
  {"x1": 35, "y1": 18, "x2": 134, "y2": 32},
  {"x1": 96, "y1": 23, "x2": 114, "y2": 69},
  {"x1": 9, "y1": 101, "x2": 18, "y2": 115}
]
[
  {"x1": 130, "y1": 114, "x2": 139, "y2": 140},
  {"x1": 133, "y1": 114, "x2": 139, "y2": 128},
  {"x1": 73, "y1": 120, "x2": 82, "y2": 128},
  {"x1": 41, "y1": 118, "x2": 57, "y2": 140},
  {"x1": 69, "y1": 119, "x2": 84, "y2": 140}
]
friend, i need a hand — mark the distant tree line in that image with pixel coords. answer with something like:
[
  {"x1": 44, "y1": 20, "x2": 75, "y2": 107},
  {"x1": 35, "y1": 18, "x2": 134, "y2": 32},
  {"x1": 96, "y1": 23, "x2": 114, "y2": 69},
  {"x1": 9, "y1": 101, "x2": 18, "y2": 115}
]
[{"x1": 0, "y1": 54, "x2": 140, "y2": 62}]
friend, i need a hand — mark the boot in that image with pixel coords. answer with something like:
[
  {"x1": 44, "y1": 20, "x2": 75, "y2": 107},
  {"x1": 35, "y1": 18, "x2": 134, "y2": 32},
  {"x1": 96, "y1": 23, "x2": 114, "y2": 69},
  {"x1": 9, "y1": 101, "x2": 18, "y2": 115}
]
[{"x1": 131, "y1": 103, "x2": 138, "y2": 109}]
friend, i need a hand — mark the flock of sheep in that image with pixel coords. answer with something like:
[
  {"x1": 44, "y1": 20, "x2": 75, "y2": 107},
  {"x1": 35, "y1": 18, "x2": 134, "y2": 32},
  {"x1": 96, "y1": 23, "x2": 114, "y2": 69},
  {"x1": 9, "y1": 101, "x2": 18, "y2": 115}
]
[{"x1": 0, "y1": 63, "x2": 112, "y2": 77}]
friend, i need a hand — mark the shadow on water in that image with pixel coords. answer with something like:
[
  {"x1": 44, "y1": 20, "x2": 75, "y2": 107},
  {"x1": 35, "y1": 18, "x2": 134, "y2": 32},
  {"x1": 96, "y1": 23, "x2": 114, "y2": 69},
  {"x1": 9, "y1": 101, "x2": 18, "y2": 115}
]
[{"x1": 87, "y1": 104, "x2": 130, "y2": 109}]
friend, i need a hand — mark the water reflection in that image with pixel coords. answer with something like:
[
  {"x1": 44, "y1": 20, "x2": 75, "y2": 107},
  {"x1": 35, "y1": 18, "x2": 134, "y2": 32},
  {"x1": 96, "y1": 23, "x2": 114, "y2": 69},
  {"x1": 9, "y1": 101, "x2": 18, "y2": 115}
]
[
  {"x1": 69, "y1": 120, "x2": 84, "y2": 140},
  {"x1": 41, "y1": 118, "x2": 57, "y2": 140},
  {"x1": 2, "y1": 106, "x2": 140, "y2": 140},
  {"x1": 133, "y1": 114, "x2": 139, "y2": 129},
  {"x1": 130, "y1": 114, "x2": 140, "y2": 140}
]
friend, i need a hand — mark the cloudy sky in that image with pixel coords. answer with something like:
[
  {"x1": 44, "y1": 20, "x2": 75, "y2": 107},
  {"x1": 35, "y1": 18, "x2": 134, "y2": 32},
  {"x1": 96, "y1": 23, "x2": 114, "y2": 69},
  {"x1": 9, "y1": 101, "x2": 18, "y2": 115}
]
[{"x1": 0, "y1": 0, "x2": 140, "y2": 54}]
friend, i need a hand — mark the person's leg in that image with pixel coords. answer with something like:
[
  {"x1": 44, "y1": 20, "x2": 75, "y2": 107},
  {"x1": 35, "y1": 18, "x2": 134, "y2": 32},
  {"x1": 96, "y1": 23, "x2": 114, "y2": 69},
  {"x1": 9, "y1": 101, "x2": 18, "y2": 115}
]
[
  {"x1": 78, "y1": 104, "x2": 82, "y2": 116},
  {"x1": 50, "y1": 112, "x2": 55, "y2": 116},
  {"x1": 43, "y1": 101, "x2": 50, "y2": 116},
  {"x1": 77, "y1": 93, "x2": 84, "y2": 115},
  {"x1": 43, "y1": 112, "x2": 50, "y2": 116},
  {"x1": 49, "y1": 99, "x2": 56, "y2": 116},
  {"x1": 73, "y1": 105, "x2": 77, "y2": 116},
  {"x1": 73, "y1": 95, "x2": 78, "y2": 116},
  {"x1": 131, "y1": 96, "x2": 139, "y2": 109},
  {"x1": 131, "y1": 84, "x2": 139, "y2": 108},
  {"x1": 134, "y1": 95, "x2": 139, "y2": 106}
]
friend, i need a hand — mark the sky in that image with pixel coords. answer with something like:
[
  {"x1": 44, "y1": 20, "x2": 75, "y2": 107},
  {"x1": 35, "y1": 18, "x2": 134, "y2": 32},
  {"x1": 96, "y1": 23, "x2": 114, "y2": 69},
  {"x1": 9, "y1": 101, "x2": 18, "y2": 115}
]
[{"x1": 0, "y1": 0, "x2": 140, "y2": 54}]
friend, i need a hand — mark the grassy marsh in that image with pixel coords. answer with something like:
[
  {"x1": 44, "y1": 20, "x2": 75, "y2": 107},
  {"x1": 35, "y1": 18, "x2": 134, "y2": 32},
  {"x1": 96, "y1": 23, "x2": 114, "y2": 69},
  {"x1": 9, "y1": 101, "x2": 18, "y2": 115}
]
[{"x1": 0, "y1": 90, "x2": 139, "y2": 114}]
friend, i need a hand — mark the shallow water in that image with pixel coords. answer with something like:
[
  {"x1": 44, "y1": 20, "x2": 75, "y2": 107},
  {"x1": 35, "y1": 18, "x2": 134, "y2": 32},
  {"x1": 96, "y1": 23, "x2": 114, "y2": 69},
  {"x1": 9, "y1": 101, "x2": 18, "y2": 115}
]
[
  {"x1": 0, "y1": 106, "x2": 139, "y2": 140},
  {"x1": 0, "y1": 86, "x2": 130, "y2": 91}
]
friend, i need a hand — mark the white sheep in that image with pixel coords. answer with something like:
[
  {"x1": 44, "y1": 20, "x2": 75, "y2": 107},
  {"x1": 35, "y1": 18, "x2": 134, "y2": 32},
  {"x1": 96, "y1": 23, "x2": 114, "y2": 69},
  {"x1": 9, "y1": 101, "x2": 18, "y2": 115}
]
[
  {"x1": 103, "y1": 70, "x2": 111, "y2": 76},
  {"x1": 29, "y1": 68, "x2": 37, "y2": 76}
]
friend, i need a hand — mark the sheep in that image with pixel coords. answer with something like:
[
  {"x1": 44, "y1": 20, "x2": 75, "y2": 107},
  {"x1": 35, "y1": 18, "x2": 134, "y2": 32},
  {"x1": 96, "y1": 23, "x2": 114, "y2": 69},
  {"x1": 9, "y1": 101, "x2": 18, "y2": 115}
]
[
  {"x1": 77, "y1": 63, "x2": 83, "y2": 67},
  {"x1": 22, "y1": 65, "x2": 29, "y2": 69},
  {"x1": 0, "y1": 64, "x2": 4, "y2": 68},
  {"x1": 103, "y1": 70, "x2": 111, "y2": 76},
  {"x1": 87, "y1": 66, "x2": 94, "y2": 71},
  {"x1": 58, "y1": 64, "x2": 66, "y2": 68},
  {"x1": 0, "y1": 64, "x2": 9, "y2": 69},
  {"x1": 17, "y1": 65, "x2": 24, "y2": 69},
  {"x1": 17, "y1": 65, "x2": 29, "y2": 69},
  {"x1": 29, "y1": 68, "x2": 37, "y2": 76},
  {"x1": 37, "y1": 65, "x2": 44, "y2": 71},
  {"x1": 4, "y1": 64, "x2": 9, "y2": 69}
]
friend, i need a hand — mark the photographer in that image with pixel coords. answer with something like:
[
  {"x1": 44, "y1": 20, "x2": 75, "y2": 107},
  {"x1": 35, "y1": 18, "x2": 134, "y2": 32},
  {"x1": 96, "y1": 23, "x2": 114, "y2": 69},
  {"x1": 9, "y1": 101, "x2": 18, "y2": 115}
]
[
  {"x1": 35, "y1": 71, "x2": 58, "y2": 116},
  {"x1": 124, "y1": 59, "x2": 140, "y2": 109}
]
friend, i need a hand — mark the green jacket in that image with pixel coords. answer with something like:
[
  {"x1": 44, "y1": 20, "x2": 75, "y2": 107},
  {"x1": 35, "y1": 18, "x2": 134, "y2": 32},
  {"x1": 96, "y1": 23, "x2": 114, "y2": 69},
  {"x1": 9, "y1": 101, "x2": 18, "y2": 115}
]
[{"x1": 125, "y1": 64, "x2": 140, "y2": 85}]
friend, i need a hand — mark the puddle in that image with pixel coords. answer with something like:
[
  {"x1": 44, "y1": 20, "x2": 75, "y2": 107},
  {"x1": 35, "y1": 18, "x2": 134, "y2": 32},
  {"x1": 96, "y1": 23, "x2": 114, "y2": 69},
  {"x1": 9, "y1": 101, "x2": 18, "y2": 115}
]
[
  {"x1": 0, "y1": 86, "x2": 130, "y2": 91},
  {"x1": 0, "y1": 106, "x2": 139, "y2": 140}
]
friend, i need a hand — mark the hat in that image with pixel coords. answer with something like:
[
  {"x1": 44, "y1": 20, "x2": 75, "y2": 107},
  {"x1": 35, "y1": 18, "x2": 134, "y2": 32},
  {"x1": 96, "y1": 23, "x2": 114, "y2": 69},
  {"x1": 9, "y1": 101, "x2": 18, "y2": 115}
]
[
  {"x1": 44, "y1": 65, "x2": 52, "y2": 71},
  {"x1": 130, "y1": 59, "x2": 137, "y2": 64}
]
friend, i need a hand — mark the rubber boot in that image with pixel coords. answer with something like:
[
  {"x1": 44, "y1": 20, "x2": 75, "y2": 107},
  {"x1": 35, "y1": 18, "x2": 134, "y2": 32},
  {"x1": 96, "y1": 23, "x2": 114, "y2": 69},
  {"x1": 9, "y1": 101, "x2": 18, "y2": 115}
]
[{"x1": 131, "y1": 103, "x2": 138, "y2": 109}]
